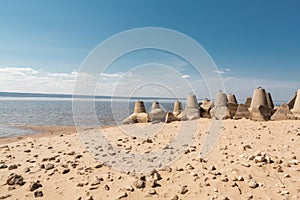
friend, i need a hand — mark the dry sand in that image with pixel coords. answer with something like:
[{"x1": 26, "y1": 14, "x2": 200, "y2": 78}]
[{"x1": 0, "y1": 119, "x2": 299, "y2": 200}]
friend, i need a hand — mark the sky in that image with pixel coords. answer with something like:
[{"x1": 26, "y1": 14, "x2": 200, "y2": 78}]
[{"x1": 0, "y1": 0, "x2": 299, "y2": 101}]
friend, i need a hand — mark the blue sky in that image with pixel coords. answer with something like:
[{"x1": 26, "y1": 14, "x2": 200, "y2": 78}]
[{"x1": 0, "y1": 0, "x2": 299, "y2": 100}]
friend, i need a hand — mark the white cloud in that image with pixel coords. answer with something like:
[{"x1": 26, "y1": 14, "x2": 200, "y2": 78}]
[
  {"x1": 213, "y1": 70, "x2": 225, "y2": 74},
  {"x1": 181, "y1": 74, "x2": 190, "y2": 79},
  {"x1": 0, "y1": 67, "x2": 39, "y2": 75}
]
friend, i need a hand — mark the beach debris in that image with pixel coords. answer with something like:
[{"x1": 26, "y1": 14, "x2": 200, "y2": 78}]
[
  {"x1": 29, "y1": 180, "x2": 43, "y2": 191},
  {"x1": 249, "y1": 87, "x2": 272, "y2": 121},
  {"x1": 291, "y1": 89, "x2": 300, "y2": 118},
  {"x1": 271, "y1": 103, "x2": 295, "y2": 120},
  {"x1": 6, "y1": 173, "x2": 25, "y2": 186},
  {"x1": 210, "y1": 91, "x2": 230, "y2": 120}
]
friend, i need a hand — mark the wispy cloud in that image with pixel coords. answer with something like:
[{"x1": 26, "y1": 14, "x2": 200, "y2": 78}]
[{"x1": 181, "y1": 74, "x2": 190, "y2": 79}]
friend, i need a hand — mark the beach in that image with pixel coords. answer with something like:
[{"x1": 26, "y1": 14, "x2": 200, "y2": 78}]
[{"x1": 0, "y1": 119, "x2": 299, "y2": 200}]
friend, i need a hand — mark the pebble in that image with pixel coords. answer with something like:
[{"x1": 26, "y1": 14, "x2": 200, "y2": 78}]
[
  {"x1": 0, "y1": 164, "x2": 8, "y2": 169},
  {"x1": 0, "y1": 194, "x2": 11, "y2": 199},
  {"x1": 29, "y1": 180, "x2": 43, "y2": 191},
  {"x1": 133, "y1": 179, "x2": 145, "y2": 189},
  {"x1": 117, "y1": 192, "x2": 127, "y2": 199},
  {"x1": 6, "y1": 173, "x2": 25, "y2": 186},
  {"x1": 180, "y1": 185, "x2": 188, "y2": 194},
  {"x1": 8, "y1": 164, "x2": 18, "y2": 170},
  {"x1": 171, "y1": 195, "x2": 179, "y2": 200},
  {"x1": 248, "y1": 180, "x2": 258, "y2": 189},
  {"x1": 34, "y1": 190, "x2": 43, "y2": 198},
  {"x1": 62, "y1": 168, "x2": 70, "y2": 174},
  {"x1": 45, "y1": 163, "x2": 55, "y2": 170},
  {"x1": 148, "y1": 188, "x2": 157, "y2": 195}
]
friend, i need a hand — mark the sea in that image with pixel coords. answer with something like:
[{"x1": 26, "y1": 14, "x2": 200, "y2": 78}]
[
  {"x1": 0, "y1": 92, "x2": 179, "y2": 137},
  {"x1": 0, "y1": 92, "x2": 284, "y2": 138}
]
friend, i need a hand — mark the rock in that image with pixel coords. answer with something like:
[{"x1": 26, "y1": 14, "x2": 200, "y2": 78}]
[
  {"x1": 24, "y1": 149, "x2": 31, "y2": 153},
  {"x1": 171, "y1": 195, "x2": 179, "y2": 200},
  {"x1": 125, "y1": 186, "x2": 134, "y2": 192},
  {"x1": 6, "y1": 173, "x2": 25, "y2": 186},
  {"x1": 34, "y1": 190, "x2": 43, "y2": 198},
  {"x1": 117, "y1": 192, "x2": 127, "y2": 199},
  {"x1": 0, "y1": 164, "x2": 8, "y2": 169},
  {"x1": 45, "y1": 163, "x2": 55, "y2": 170},
  {"x1": 24, "y1": 167, "x2": 30, "y2": 173},
  {"x1": 29, "y1": 180, "x2": 43, "y2": 191},
  {"x1": 90, "y1": 177, "x2": 103, "y2": 186},
  {"x1": 150, "y1": 169, "x2": 162, "y2": 181},
  {"x1": 133, "y1": 179, "x2": 145, "y2": 189},
  {"x1": 0, "y1": 194, "x2": 11, "y2": 199},
  {"x1": 62, "y1": 168, "x2": 70, "y2": 174},
  {"x1": 179, "y1": 185, "x2": 188, "y2": 194},
  {"x1": 104, "y1": 184, "x2": 110, "y2": 190},
  {"x1": 8, "y1": 164, "x2": 18, "y2": 170},
  {"x1": 148, "y1": 188, "x2": 156, "y2": 195},
  {"x1": 248, "y1": 180, "x2": 258, "y2": 188}
]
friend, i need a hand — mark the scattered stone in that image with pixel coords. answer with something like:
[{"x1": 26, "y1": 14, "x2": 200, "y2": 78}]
[
  {"x1": 34, "y1": 190, "x2": 43, "y2": 198},
  {"x1": 0, "y1": 194, "x2": 11, "y2": 199},
  {"x1": 280, "y1": 190, "x2": 289, "y2": 195},
  {"x1": 8, "y1": 164, "x2": 18, "y2": 170},
  {"x1": 24, "y1": 149, "x2": 31, "y2": 153},
  {"x1": 90, "y1": 177, "x2": 103, "y2": 186},
  {"x1": 171, "y1": 195, "x2": 179, "y2": 200},
  {"x1": 148, "y1": 188, "x2": 156, "y2": 195},
  {"x1": 133, "y1": 179, "x2": 145, "y2": 189},
  {"x1": 104, "y1": 184, "x2": 110, "y2": 191},
  {"x1": 77, "y1": 183, "x2": 84, "y2": 187},
  {"x1": 117, "y1": 192, "x2": 127, "y2": 199},
  {"x1": 6, "y1": 173, "x2": 25, "y2": 186},
  {"x1": 29, "y1": 180, "x2": 43, "y2": 191},
  {"x1": 62, "y1": 168, "x2": 70, "y2": 174},
  {"x1": 45, "y1": 163, "x2": 55, "y2": 170},
  {"x1": 248, "y1": 180, "x2": 258, "y2": 189},
  {"x1": 0, "y1": 164, "x2": 8, "y2": 169},
  {"x1": 179, "y1": 185, "x2": 188, "y2": 194},
  {"x1": 24, "y1": 167, "x2": 30, "y2": 173}
]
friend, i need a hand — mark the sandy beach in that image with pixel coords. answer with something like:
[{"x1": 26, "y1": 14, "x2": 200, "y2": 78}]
[{"x1": 0, "y1": 119, "x2": 299, "y2": 200}]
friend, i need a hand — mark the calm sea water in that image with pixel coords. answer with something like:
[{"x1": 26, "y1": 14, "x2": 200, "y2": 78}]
[
  {"x1": 0, "y1": 97, "x2": 177, "y2": 137},
  {"x1": 0, "y1": 96, "x2": 284, "y2": 138}
]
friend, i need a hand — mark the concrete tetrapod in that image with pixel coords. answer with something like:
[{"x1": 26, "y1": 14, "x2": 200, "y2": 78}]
[
  {"x1": 210, "y1": 91, "x2": 230, "y2": 120},
  {"x1": 291, "y1": 89, "x2": 300, "y2": 118},
  {"x1": 123, "y1": 101, "x2": 149, "y2": 124},
  {"x1": 249, "y1": 87, "x2": 272, "y2": 121},
  {"x1": 149, "y1": 101, "x2": 166, "y2": 122}
]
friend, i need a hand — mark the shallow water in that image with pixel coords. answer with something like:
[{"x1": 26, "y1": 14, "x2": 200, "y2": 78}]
[{"x1": 0, "y1": 98, "x2": 176, "y2": 137}]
